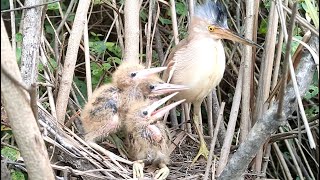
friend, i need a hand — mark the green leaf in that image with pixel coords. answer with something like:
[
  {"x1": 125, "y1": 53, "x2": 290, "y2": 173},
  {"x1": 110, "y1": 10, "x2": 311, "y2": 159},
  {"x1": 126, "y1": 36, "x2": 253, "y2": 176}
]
[
  {"x1": 105, "y1": 42, "x2": 122, "y2": 57},
  {"x1": 48, "y1": 58, "x2": 58, "y2": 72},
  {"x1": 73, "y1": 77, "x2": 88, "y2": 106},
  {"x1": 47, "y1": 2, "x2": 59, "y2": 10},
  {"x1": 263, "y1": 0, "x2": 271, "y2": 9},
  {"x1": 159, "y1": 17, "x2": 172, "y2": 25},
  {"x1": 302, "y1": 0, "x2": 319, "y2": 29},
  {"x1": 282, "y1": 36, "x2": 302, "y2": 55},
  {"x1": 305, "y1": 106, "x2": 319, "y2": 117},
  {"x1": 89, "y1": 41, "x2": 107, "y2": 55},
  {"x1": 102, "y1": 62, "x2": 112, "y2": 71},
  {"x1": 1, "y1": 0, "x2": 9, "y2": 10},
  {"x1": 140, "y1": 10, "x2": 148, "y2": 21},
  {"x1": 107, "y1": 57, "x2": 121, "y2": 65},
  {"x1": 11, "y1": 170, "x2": 27, "y2": 180},
  {"x1": 15, "y1": 33, "x2": 23, "y2": 42},
  {"x1": 45, "y1": 24, "x2": 55, "y2": 35},
  {"x1": 92, "y1": 0, "x2": 104, "y2": 4},
  {"x1": 1, "y1": 146, "x2": 20, "y2": 161},
  {"x1": 176, "y1": 2, "x2": 187, "y2": 16},
  {"x1": 66, "y1": 13, "x2": 75, "y2": 22},
  {"x1": 16, "y1": 47, "x2": 22, "y2": 64},
  {"x1": 258, "y1": 19, "x2": 268, "y2": 35},
  {"x1": 304, "y1": 85, "x2": 319, "y2": 100}
]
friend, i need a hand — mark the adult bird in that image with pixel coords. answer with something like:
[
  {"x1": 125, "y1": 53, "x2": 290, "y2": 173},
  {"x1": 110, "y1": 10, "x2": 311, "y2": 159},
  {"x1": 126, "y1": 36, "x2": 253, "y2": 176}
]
[
  {"x1": 162, "y1": 0, "x2": 261, "y2": 162},
  {"x1": 123, "y1": 92, "x2": 185, "y2": 180}
]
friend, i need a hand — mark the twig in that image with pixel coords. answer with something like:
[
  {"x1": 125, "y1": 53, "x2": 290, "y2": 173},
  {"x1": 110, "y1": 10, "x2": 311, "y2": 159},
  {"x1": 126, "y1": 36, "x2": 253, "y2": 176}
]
[
  {"x1": 270, "y1": 0, "x2": 288, "y2": 103},
  {"x1": 207, "y1": 93, "x2": 213, "y2": 137},
  {"x1": 170, "y1": 0, "x2": 179, "y2": 44},
  {"x1": 252, "y1": 0, "x2": 279, "y2": 173},
  {"x1": 279, "y1": 127, "x2": 305, "y2": 179},
  {"x1": 111, "y1": 0, "x2": 124, "y2": 53},
  {"x1": 1, "y1": 0, "x2": 61, "y2": 13},
  {"x1": 216, "y1": 66, "x2": 243, "y2": 175},
  {"x1": 277, "y1": 2, "x2": 298, "y2": 117},
  {"x1": 272, "y1": 143, "x2": 293, "y2": 179},
  {"x1": 40, "y1": 44, "x2": 57, "y2": 118},
  {"x1": 145, "y1": 0, "x2": 154, "y2": 68},
  {"x1": 239, "y1": 0, "x2": 255, "y2": 143},
  {"x1": 55, "y1": 0, "x2": 91, "y2": 123},
  {"x1": 83, "y1": 19, "x2": 92, "y2": 99},
  {"x1": 204, "y1": 102, "x2": 225, "y2": 180},
  {"x1": 9, "y1": 0, "x2": 16, "y2": 61}
]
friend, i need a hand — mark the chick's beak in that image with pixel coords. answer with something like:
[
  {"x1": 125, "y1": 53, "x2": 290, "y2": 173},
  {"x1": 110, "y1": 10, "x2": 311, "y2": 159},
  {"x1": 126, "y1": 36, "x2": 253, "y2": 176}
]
[
  {"x1": 211, "y1": 26, "x2": 262, "y2": 48},
  {"x1": 133, "y1": 67, "x2": 167, "y2": 79},
  {"x1": 144, "y1": 92, "x2": 185, "y2": 120},
  {"x1": 151, "y1": 83, "x2": 189, "y2": 95}
]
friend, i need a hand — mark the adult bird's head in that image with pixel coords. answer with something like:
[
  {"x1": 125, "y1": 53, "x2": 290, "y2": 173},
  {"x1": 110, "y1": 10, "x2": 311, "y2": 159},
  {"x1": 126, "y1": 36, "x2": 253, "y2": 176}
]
[{"x1": 192, "y1": 0, "x2": 260, "y2": 47}]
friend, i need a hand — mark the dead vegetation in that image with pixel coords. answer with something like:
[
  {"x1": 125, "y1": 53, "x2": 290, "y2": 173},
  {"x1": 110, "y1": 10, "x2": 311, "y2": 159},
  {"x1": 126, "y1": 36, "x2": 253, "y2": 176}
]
[{"x1": 1, "y1": 0, "x2": 319, "y2": 179}]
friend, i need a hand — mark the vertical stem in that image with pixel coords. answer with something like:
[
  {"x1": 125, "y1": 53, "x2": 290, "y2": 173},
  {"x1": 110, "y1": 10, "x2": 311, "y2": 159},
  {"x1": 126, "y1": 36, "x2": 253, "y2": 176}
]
[
  {"x1": 240, "y1": 0, "x2": 255, "y2": 143},
  {"x1": 83, "y1": 19, "x2": 92, "y2": 99},
  {"x1": 123, "y1": 0, "x2": 140, "y2": 63},
  {"x1": 9, "y1": 0, "x2": 16, "y2": 61},
  {"x1": 216, "y1": 66, "x2": 243, "y2": 175},
  {"x1": 277, "y1": 2, "x2": 297, "y2": 116},
  {"x1": 170, "y1": 0, "x2": 179, "y2": 45}
]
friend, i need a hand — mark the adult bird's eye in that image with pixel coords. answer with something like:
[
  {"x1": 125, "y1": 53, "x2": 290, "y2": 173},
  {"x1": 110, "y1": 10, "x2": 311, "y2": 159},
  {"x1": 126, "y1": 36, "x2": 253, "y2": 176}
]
[
  {"x1": 142, "y1": 111, "x2": 148, "y2": 116},
  {"x1": 208, "y1": 26, "x2": 215, "y2": 32},
  {"x1": 149, "y1": 85, "x2": 155, "y2": 90},
  {"x1": 131, "y1": 72, "x2": 137, "y2": 77}
]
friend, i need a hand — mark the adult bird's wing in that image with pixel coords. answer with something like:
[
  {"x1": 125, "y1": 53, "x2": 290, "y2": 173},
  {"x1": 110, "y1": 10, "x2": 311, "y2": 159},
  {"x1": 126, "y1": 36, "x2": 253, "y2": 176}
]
[{"x1": 162, "y1": 38, "x2": 190, "y2": 83}]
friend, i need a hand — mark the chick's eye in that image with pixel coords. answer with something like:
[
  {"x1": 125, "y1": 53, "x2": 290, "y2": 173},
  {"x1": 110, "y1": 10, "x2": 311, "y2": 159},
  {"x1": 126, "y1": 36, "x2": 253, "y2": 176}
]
[
  {"x1": 149, "y1": 85, "x2": 155, "y2": 90},
  {"x1": 142, "y1": 111, "x2": 148, "y2": 116},
  {"x1": 208, "y1": 26, "x2": 215, "y2": 32},
  {"x1": 130, "y1": 72, "x2": 137, "y2": 77}
]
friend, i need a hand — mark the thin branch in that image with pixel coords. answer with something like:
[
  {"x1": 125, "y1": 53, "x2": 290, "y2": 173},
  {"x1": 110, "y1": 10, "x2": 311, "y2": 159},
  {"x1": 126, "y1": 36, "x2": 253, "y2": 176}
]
[
  {"x1": 170, "y1": 0, "x2": 179, "y2": 44},
  {"x1": 204, "y1": 102, "x2": 225, "y2": 180},
  {"x1": 83, "y1": 19, "x2": 92, "y2": 99},
  {"x1": 277, "y1": 2, "x2": 298, "y2": 117},
  {"x1": 55, "y1": 0, "x2": 92, "y2": 123},
  {"x1": 239, "y1": 0, "x2": 255, "y2": 143},
  {"x1": 216, "y1": 66, "x2": 243, "y2": 175},
  {"x1": 1, "y1": 0, "x2": 61, "y2": 13}
]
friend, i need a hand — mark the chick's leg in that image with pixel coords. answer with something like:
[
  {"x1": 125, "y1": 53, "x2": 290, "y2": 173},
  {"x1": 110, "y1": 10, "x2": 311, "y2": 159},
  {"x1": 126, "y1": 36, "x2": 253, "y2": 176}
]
[
  {"x1": 155, "y1": 163, "x2": 169, "y2": 180},
  {"x1": 133, "y1": 160, "x2": 144, "y2": 179},
  {"x1": 192, "y1": 101, "x2": 209, "y2": 164}
]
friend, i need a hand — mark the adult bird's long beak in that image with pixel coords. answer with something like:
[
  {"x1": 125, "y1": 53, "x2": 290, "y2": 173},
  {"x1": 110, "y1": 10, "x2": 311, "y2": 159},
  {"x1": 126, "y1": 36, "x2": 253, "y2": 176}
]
[
  {"x1": 144, "y1": 92, "x2": 186, "y2": 120},
  {"x1": 151, "y1": 83, "x2": 189, "y2": 95},
  {"x1": 134, "y1": 67, "x2": 167, "y2": 79},
  {"x1": 211, "y1": 26, "x2": 262, "y2": 48}
]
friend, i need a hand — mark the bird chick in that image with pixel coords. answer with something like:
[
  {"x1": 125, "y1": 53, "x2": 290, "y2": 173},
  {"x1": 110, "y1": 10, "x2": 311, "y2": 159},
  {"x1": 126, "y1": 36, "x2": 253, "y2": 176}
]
[
  {"x1": 123, "y1": 92, "x2": 185, "y2": 180},
  {"x1": 81, "y1": 62, "x2": 165, "y2": 142},
  {"x1": 120, "y1": 74, "x2": 189, "y2": 114}
]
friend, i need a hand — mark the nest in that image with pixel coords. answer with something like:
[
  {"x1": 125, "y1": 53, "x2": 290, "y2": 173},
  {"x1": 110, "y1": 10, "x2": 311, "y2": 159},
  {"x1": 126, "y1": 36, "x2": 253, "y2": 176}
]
[{"x1": 38, "y1": 103, "x2": 224, "y2": 180}]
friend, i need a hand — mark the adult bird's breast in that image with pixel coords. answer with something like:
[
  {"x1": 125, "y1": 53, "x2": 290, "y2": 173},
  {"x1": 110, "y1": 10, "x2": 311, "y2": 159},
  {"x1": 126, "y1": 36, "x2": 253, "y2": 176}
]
[{"x1": 168, "y1": 37, "x2": 226, "y2": 102}]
